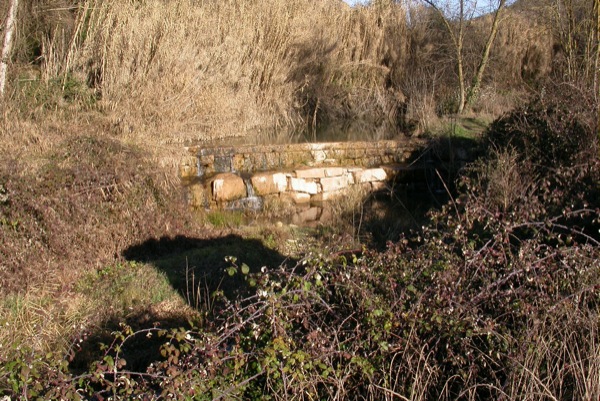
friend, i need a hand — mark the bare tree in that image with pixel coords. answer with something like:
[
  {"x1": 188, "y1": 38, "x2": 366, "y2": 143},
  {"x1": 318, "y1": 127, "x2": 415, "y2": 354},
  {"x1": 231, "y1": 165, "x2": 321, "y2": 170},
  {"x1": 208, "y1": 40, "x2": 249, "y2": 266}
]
[
  {"x1": 0, "y1": 0, "x2": 19, "y2": 98},
  {"x1": 419, "y1": 0, "x2": 507, "y2": 113},
  {"x1": 532, "y1": 0, "x2": 599, "y2": 91},
  {"x1": 594, "y1": 1, "x2": 600, "y2": 98}
]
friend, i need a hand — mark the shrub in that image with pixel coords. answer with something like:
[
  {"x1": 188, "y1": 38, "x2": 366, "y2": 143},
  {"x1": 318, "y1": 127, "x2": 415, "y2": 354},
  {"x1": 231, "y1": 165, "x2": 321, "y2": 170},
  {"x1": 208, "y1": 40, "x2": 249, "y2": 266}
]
[
  {"x1": 485, "y1": 88, "x2": 597, "y2": 170},
  {"x1": 0, "y1": 135, "x2": 193, "y2": 293},
  {"x1": 3, "y1": 102, "x2": 599, "y2": 399}
]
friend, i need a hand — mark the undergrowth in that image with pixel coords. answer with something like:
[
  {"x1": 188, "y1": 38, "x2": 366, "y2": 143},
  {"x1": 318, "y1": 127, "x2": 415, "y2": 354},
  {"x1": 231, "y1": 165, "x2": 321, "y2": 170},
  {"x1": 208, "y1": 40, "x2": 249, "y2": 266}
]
[
  {"x1": 0, "y1": 1, "x2": 598, "y2": 399},
  {"x1": 0, "y1": 95, "x2": 598, "y2": 400}
]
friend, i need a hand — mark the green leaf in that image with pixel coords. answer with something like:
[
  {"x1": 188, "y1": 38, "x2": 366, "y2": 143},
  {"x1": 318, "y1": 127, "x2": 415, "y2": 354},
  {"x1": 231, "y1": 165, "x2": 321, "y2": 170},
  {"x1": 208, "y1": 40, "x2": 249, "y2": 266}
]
[{"x1": 241, "y1": 263, "x2": 250, "y2": 275}]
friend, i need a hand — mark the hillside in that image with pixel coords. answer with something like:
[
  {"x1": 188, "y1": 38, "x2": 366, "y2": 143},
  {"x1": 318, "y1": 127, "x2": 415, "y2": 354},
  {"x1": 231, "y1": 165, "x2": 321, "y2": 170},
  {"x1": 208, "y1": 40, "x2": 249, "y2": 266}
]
[{"x1": 0, "y1": 0, "x2": 598, "y2": 399}]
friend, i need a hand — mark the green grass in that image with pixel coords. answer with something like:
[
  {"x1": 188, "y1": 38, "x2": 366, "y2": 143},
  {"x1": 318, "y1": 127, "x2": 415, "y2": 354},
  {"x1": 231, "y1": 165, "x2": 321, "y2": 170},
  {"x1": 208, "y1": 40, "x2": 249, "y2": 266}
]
[
  {"x1": 76, "y1": 261, "x2": 181, "y2": 314},
  {"x1": 435, "y1": 116, "x2": 491, "y2": 139},
  {"x1": 206, "y1": 210, "x2": 247, "y2": 227}
]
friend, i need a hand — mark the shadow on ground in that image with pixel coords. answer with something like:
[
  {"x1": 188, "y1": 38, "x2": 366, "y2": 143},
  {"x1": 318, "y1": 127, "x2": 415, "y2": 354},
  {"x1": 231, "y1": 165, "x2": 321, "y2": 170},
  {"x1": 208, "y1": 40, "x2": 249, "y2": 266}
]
[
  {"x1": 122, "y1": 234, "x2": 295, "y2": 300},
  {"x1": 70, "y1": 234, "x2": 295, "y2": 375}
]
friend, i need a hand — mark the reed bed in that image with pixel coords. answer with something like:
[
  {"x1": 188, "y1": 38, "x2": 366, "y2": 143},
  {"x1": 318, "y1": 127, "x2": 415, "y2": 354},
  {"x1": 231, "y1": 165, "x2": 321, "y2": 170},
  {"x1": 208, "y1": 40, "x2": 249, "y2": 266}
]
[{"x1": 49, "y1": 0, "x2": 408, "y2": 143}]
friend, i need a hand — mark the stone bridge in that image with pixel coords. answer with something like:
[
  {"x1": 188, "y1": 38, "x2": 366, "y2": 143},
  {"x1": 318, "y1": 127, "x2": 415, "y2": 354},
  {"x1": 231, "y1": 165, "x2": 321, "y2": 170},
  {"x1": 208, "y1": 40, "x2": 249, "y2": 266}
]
[{"x1": 179, "y1": 138, "x2": 459, "y2": 212}]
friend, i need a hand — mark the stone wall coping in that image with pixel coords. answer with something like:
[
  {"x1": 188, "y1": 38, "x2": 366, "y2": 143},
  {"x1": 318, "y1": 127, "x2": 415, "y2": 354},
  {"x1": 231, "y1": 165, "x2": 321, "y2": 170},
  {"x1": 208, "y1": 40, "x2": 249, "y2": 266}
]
[{"x1": 185, "y1": 139, "x2": 427, "y2": 159}]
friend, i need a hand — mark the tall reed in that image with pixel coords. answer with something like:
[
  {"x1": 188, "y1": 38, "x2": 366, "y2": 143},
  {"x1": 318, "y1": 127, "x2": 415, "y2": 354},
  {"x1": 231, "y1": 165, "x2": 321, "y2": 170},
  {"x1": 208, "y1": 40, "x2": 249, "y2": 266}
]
[{"x1": 63, "y1": 0, "x2": 408, "y2": 143}]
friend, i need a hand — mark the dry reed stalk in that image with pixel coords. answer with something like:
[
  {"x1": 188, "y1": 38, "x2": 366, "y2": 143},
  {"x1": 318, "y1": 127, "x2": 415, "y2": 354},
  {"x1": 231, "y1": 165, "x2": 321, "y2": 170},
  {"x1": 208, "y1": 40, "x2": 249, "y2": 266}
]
[
  {"x1": 502, "y1": 307, "x2": 600, "y2": 401},
  {"x1": 63, "y1": 0, "x2": 409, "y2": 144}
]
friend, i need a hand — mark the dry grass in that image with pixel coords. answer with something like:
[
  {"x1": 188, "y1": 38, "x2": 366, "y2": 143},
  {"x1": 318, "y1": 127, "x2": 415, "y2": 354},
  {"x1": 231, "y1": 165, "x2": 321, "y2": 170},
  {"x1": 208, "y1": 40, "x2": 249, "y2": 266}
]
[
  {"x1": 1, "y1": 1, "x2": 598, "y2": 397},
  {"x1": 50, "y1": 0, "x2": 409, "y2": 144},
  {"x1": 502, "y1": 305, "x2": 600, "y2": 400},
  {"x1": 0, "y1": 286, "x2": 94, "y2": 355},
  {"x1": 3, "y1": 0, "x2": 562, "y2": 147}
]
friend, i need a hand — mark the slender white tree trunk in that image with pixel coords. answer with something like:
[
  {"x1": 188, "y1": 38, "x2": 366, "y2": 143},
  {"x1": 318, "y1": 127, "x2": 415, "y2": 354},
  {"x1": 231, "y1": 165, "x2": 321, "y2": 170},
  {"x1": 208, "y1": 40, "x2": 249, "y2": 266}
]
[
  {"x1": 465, "y1": 0, "x2": 507, "y2": 110},
  {"x1": 421, "y1": 0, "x2": 507, "y2": 114},
  {"x1": 0, "y1": 0, "x2": 19, "y2": 98}
]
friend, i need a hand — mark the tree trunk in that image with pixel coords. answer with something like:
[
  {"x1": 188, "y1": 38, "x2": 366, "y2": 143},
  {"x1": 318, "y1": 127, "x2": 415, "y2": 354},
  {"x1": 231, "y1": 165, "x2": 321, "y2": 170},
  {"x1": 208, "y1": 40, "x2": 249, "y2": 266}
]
[
  {"x1": 422, "y1": 0, "x2": 505, "y2": 114},
  {"x1": 464, "y1": 0, "x2": 507, "y2": 110},
  {"x1": 594, "y1": 0, "x2": 599, "y2": 101},
  {"x1": 0, "y1": 0, "x2": 19, "y2": 98},
  {"x1": 595, "y1": 0, "x2": 599, "y2": 144},
  {"x1": 456, "y1": 0, "x2": 466, "y2": 114},
  {"x1": 456, "y1": 34, "x2": 466, "y2": 114},
  {"x1": 423, "y1": 0, "x2": 467, "y2": 114}
]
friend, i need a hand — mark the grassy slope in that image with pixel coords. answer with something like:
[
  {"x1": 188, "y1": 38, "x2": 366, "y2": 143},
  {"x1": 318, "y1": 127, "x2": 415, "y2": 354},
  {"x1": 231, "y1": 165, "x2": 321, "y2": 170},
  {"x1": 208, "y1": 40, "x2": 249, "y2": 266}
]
[{"x1": 1, "y1": 0, "x2": 598, "y2": 398}]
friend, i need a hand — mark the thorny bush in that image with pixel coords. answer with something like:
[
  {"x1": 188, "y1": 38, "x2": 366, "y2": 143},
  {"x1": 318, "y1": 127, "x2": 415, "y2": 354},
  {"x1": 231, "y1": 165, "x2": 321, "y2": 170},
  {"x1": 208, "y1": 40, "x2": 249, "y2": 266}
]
[{"x1": 2, "y1": 97, "x2": 599, "y2": 399}]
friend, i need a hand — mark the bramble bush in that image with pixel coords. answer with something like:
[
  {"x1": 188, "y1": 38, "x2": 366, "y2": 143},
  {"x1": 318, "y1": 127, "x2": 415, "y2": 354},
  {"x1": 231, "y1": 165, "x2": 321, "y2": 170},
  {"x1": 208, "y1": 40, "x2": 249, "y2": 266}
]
[{"x1": 1, "y1": 96, "x2": 599, "y2": 400}]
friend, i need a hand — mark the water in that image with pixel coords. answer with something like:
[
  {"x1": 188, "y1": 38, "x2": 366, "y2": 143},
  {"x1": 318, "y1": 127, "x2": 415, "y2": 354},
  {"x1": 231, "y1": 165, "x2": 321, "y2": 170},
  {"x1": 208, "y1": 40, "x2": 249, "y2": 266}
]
[
  {"x1": 226, "y1": 177, "x2": 263, "y2": 211},
  {"x1": 191, "y1": 120, "x2": 402, "y2": 147},
  {"x1": 310, "y1": 120, "x2": 400, "y2": 143}
]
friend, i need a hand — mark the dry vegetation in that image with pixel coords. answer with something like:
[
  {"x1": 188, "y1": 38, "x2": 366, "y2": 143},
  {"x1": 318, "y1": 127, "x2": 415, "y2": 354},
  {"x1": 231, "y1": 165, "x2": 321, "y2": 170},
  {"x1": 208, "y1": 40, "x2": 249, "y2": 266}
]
[
  {"x1": 1, "y1": 0, "x2": 568, "y2": 143},
  {"x1": 0, "y1": 0, "x2": 598, "y2": 399}
]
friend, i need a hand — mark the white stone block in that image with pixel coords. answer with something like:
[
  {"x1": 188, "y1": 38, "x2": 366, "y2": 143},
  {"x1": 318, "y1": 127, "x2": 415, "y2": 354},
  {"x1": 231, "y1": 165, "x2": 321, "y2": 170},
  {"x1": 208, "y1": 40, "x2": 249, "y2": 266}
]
[
  {"x1": 311, "y1": 190, "x2": 344, "y2": 202},
  {"x1": 320, "y1": 175, "x2": 350, "y2": 192},
  {"x1": 289, "y1": 177, "x2": 320, "y2": 194},
  {"x1": 212, "y1": 173, "x2": 246, "y2": 202},
  {"x1": 354, "y1": 168, "x2": 388, "y2": 183},
  {"x1": 251, "y1": 172, "x2": 288, "y2": 195},
  {"x1": 324, "y1": 167, "x2": 346, "y2": 177},
  {"x1": 295, "y1": 168, "x2": 326, "y2": 179},
  {"x1": 282, "y1": 192, "x2": 311, "y2": 204}
]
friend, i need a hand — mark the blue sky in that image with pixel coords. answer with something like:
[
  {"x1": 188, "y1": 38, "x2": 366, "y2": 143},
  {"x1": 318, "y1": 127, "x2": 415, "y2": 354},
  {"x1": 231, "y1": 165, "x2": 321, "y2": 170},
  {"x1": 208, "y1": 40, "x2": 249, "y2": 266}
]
[
  {"x1": 343, "y1": 0, "x2": 513, "y2": 16},
  {"x1": 344, "y1": 0, "x2": 367, "y2": 5}
]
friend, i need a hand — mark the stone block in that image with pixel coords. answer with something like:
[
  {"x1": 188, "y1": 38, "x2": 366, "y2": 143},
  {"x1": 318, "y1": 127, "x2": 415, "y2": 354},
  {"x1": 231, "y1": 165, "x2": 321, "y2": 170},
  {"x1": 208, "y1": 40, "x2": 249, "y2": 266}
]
[
  {"x1": 250, "y1": 153, "x2": 268, "y2": 170},
  {"x1": 382, "y1": 164, "x2": 404, "y2": 178},
  {"x1": 310, "y1": 150, "x2": 327, "y2": 164},
  {"x1": 320, "y1": 175, "x2": 351, "y2": 192},
  {"x1": 289, "y1": 177, "x2": 320, "y2": 194},
  {"x1": 347, "y1": 148, "x2": 365, "y2": 159},
  {"x1": 365, "y1": 147, "x2": 380, "y2": 157},
  {"x1": 199, "y1": 154, "x2": 214, "y2": 166},
  {"x1": 188, "y1": 183, "x2": 209, "y2": 208},
  {"x1": 285, "y1": 151, "x2": 311, "y2": 167},
  {"x1": 281, "y1": 192, "x2": 311, "y2": 204},
  {"x1": 179, "y1": 156, "x2": 198, "y2": 179},
  {"x1": 371, "y1": 181, "x2": 388, "y2": 192},
  {"x1": 380, "y1": 154, "x2": 394, "y2": 164},
  {"x1": 232, "y1": 154, "x2": 251, "y2": 173},
  {"x1": 265, "y1": 152, "x2": 281, "y2": 170},
  {"x1": 332, "y1": 149, "x2": 348, "y2": 161},
  {"x1": 291, "y1": 207, "x2": 321, "y2": 225},
  {"x1": 295, "y1": 168, "x2": 326, "y2": 179},
  {"x1": 354, "y1": 168, "x2": 388, "y2": 183},
  {"x1": 324, "y1": 167, "x2": 346, "y2": 177},
  {"x1": 214, "y1": 156, "x2": 232, "y2": 173},
  {"x1": 311, "y1": 190, "x2": 344, "y2": 202},
  {"x1": 251, "y1": 172, "x2": 288, "y2": 195},
  {"x1": 211, "y1": 173, "x2": 247, "y2": 202},
  {"x1": 365, "y1": 156, "x2": 382, "y2": 167}
]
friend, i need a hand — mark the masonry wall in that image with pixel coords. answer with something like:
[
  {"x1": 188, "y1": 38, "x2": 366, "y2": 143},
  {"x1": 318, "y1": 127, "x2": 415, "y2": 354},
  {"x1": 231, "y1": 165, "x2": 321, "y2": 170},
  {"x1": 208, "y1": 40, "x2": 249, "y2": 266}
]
[
  {"x1": 179, "y1": 139, "x2": 430, "y2": 210},
  {"x1": 180, "y1": 140, "x2": 426, "y2": 179}
]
